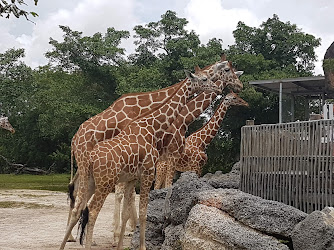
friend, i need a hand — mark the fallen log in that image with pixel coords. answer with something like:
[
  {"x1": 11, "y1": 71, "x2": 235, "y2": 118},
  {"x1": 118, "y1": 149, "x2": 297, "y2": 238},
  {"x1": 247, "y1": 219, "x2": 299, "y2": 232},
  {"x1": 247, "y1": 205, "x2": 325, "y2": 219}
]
[{"x1": 0, "y1": 154, "x2": 54, "y2": 175}]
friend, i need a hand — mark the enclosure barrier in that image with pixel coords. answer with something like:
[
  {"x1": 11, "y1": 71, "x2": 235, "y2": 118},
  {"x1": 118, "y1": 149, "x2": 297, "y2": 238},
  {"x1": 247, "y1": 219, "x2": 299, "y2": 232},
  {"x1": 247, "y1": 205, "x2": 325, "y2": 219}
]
[{"x1": 240, "y1": 120, "x2": 334, "y2": 213}]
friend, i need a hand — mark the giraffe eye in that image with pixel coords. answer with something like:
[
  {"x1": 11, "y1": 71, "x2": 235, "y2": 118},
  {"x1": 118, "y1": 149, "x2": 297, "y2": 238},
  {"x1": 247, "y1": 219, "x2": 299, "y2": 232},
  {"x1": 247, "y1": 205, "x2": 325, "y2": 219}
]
[
  {"x1": 202, "y1": 77, "x2": 207, "y2": 81},
  {"x1": 224, "y1": 68, "x2": 230, "y2": 72}
]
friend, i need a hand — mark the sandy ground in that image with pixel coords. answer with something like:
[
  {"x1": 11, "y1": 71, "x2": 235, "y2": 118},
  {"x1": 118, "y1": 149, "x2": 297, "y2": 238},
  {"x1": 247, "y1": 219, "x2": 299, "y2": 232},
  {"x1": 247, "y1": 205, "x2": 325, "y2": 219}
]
[{"x1": 0, "y1": 189, "x2": 139, "y2": 250}]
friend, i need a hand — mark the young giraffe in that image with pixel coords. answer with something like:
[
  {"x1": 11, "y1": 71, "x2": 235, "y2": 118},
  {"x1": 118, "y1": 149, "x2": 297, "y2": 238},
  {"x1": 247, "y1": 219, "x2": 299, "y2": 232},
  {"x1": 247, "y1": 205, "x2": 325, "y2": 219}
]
[
  {"x1": 65, "y1": 58, "x2": 230, "y2": 242},
  {"x1": 155, "y1": 61, "x2": 244, "y2": 188},
  {"x1": 60, "y1": 67, "x2": 223, "y2": 250},
  {"x1": 155, "y1": 92, "x2": 249, "y2": 188},
  {"x1": 0, "y1": 116, "x2": 15, "y2": 134}
]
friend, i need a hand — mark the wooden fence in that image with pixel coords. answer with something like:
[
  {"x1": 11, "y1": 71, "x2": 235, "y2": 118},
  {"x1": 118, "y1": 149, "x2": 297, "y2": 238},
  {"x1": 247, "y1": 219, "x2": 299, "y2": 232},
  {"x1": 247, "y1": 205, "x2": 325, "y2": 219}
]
[{"x1": 240, "y1": 120, "x2": 334, "y2": 213}]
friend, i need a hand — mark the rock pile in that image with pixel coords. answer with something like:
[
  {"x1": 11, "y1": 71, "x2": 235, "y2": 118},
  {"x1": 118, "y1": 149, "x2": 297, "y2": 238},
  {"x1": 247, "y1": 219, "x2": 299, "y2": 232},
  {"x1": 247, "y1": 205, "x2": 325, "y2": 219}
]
[{"x1": 131, "y1": 162, "x2": 334, "y2": 250}]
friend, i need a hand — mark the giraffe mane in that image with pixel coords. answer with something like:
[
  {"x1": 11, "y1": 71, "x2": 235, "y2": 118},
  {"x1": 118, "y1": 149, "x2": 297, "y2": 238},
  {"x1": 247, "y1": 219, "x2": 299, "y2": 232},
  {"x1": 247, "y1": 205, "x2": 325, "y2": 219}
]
[{"x1": 119, "y1": 80, "x2": 184, "y2": 98}]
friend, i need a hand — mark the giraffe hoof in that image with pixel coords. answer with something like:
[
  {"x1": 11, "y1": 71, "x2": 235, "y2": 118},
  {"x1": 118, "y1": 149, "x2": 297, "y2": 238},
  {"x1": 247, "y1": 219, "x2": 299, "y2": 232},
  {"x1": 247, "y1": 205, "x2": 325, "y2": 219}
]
[{"x1": 67, "y1": 235, "x2": 76, "y2": 242}]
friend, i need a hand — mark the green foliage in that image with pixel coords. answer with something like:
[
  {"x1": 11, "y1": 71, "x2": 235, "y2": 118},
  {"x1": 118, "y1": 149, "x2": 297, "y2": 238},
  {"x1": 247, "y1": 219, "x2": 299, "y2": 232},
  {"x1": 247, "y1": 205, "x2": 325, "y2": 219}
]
[
  {"x1": 0, "y1": 0, "x2": 38, "y2": 21},
  {"x1": 229, "y1": 14, "x2": 321, "y2": 73}
]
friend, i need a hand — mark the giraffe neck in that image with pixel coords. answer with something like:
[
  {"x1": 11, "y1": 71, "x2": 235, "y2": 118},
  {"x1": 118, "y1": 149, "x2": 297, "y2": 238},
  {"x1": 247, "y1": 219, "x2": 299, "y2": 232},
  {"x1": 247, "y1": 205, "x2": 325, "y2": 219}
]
[
  {"x1": 130, "y1": 78, "x2": 194, "y2": 151},
  {"x1": 188, "y1": 98, "x2": 230, "y2": 149},
  {"x1": 161, "y1": 91, "x2": 218, "y2": 150}
]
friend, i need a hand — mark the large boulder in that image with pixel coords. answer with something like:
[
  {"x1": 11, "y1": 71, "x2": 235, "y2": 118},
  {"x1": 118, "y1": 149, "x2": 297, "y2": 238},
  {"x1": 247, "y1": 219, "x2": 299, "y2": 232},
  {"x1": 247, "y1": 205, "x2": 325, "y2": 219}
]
[
  {"x1": 181, "y1": 204, "x2": 289, "y2": 250},
  {"x1": 167, "y1": 172, "x2": 214, "y2": 226},
  {"x1": 196, "y1": 188, "x2": 307, "y2": 238},
  {"x1": 202, "y1": 162, "x2": 240, "y2": 189},
  {"x1": 292, "y1": 207, "x2": 334, "y2": 250},
  {"x1": 202, "y1": 169, "x2": 240, "y2": 189},
  {"x1": 161, "y1": 224, "x2": 184, "y2": 250}
]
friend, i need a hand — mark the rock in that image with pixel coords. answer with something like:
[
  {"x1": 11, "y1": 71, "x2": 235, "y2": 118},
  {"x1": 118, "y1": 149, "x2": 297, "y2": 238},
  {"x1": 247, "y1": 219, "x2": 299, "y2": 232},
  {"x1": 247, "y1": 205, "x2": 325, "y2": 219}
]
[
  {"x1": 292, "y1": 207, "x2": 334, "y2": 250},
  {"x1": 196, "y1": 188, "x2": 307, "y2": 238},
  {"x1": 201, "y1": 161, "x2": 241, "y2": 189},
  {"x1": 168, "y1": 172, "x2": 214, "y2": 226},
  {"x1": 161, "y1": 224, "x2": 184, "y2": 250},
  {"x1": 202, "y1": 170, "x2": 240, "y2": 189},
  {"x1": 181, "y1": 204, "x2": 289, "y2": 250},
  {"x1": 231, "y1": 161, "x2": 241, "y2": 173},
  {"x1": 131, "y1": 189, "x2": 167, "y2": 250}
]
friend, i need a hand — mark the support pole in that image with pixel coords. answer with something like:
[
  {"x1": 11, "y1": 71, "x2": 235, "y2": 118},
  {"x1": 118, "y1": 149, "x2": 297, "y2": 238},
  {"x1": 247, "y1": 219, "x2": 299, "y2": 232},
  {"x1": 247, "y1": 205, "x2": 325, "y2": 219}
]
[
  {"x1": 279, "y1": 82, "x2": 283, "y2": 123},
  {"x1": 291, "y1": 95, "x2": 295, "y2": 122}
]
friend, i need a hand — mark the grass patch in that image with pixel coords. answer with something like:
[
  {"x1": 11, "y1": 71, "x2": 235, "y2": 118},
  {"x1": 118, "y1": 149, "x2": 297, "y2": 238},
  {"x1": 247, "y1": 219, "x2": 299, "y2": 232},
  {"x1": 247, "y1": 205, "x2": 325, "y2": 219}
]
[
  {"x1": 0, "y1": 201, "x2": 54, "y2": 209},
  {"x1": 0, "y1": 174, "x2": 71, "y2": 192}
]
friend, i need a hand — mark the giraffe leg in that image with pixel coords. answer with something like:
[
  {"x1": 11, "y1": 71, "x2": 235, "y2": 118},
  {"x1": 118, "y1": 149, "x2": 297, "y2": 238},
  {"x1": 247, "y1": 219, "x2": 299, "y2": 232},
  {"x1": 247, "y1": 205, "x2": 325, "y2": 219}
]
[
  {"x1": 154, "y1": 170, "x2": 163, "y2": 189},
  {"x1": 128, "y1": 186, "x2": 138, "y2": 231},
  {"x1": 85, "y1": 190, "x2": 110, "y2": 249},
  {"x1": 113, "y1": 183, "x2": 123, "y2": 241},
  {"x1": 60, "y1": 168, "x2": 90, "y2": 249},
  {"x1": 65, "y1": 171, "x2": 95, "y2": 243},
  {"x1": 66, "y1": 172, "x2": 79, "y2": 242},
  {"x1": 164, "y1": 164, "x2": 175, "y2": 188},
  {"x1": 154, "y1": 162, "x2": 167, "y2": 190},
  {"x1": 138, "y1": 167, "x2": 155, "y2": 250},
  {"x1": 117, "y1": 180, "x2": 136, "y2": 250}
]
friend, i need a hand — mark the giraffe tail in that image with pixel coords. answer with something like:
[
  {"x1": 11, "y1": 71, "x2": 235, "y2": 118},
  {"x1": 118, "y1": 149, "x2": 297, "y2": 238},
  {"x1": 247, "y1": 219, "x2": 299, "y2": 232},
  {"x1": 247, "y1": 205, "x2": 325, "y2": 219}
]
[{"x1": 79, "y1": 207, "x2": 89, "y2": 245}]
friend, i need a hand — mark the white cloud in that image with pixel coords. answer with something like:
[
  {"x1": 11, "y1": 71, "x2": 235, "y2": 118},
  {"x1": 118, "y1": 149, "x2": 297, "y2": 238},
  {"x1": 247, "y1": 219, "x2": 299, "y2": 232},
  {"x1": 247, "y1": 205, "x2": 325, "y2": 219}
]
[
  {"x1": 0, "y1": 0, "x2": 333, "y2": 75},
  {"x1": 0, "y1": 0, "x2": 139, "y2": 68},
  {"x1": 185, "y1": 0, "x2": 262, "y2": 48}
]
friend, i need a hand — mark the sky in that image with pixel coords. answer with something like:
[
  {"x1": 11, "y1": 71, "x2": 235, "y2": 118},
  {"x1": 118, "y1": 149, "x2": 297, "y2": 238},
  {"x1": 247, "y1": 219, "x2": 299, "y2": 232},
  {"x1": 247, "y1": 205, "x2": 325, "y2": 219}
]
[{"x1": 1, "y1": 0, "x2": 333, "y2": 75}]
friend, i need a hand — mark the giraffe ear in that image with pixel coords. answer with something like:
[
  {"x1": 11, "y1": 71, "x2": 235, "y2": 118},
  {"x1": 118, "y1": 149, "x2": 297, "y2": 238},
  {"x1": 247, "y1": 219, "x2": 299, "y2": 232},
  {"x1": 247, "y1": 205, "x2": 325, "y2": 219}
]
[
  {"x1": 235, "y1": 71, "x2": 244, "y2": 76},
  {"x1": 194, "y1": 65, "x2": 201, "y2": 74},
  {"x1": 184, "y1": 70, "x2": 195, "y2": 79}
]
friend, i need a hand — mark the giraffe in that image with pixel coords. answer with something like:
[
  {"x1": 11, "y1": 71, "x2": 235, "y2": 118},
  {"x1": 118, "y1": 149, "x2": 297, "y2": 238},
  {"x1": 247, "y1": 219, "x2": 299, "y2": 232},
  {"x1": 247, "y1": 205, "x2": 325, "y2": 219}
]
[
  {"x1": 60, "y1": 67, "x2": 224, "y2": 250},
  {"x1": 65, "y1": 56, "x2": 232, "y2": 242},
  {"x1": 65, "y1": 79, "x2": 184, "y2": 242},
  {"x1": 0, "y1": 116, "x2": 15, "y2": 134},
  {"x1": 155, "y1": 92, "x2": 249, "y2": 189},
  {"x1": 155, "y1": 60, "x2": 244, "y2": 188}
]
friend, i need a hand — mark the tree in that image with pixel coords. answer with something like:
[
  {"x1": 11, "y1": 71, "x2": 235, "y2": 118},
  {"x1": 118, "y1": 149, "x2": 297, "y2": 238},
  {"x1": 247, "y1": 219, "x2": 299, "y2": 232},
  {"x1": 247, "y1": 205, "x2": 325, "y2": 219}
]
[
  {"x1": 229, "y1": 14, "x2": 321, "y2": 73},
  {"x1": 0, "y1": 0, "x2": 38, "y2": 21},
  {"x1": 45, "y1": 25, "x2": 130, "y2": 107},
  {"x1": 130, "y1": 10, "x2": 224, "y2": 89}
]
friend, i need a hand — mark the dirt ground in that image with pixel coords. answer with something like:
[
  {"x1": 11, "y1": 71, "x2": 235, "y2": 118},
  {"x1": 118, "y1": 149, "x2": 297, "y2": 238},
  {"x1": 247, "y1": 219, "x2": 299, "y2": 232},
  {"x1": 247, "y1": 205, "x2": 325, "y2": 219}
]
[{"x1": 0, "y1": 189, "x2": 140, "y2": 250}]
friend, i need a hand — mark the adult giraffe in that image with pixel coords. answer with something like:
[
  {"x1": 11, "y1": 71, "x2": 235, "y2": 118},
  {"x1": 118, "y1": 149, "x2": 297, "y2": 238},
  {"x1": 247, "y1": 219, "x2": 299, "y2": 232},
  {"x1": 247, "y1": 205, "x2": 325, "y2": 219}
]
[
  {"x1": 0, "y1": 116, "x2": 15, "y2": 134},
  {"x1": 155, "y1": 92, "x2": 249, "y2": 188},
  {"x1": 65, "y1": 56, "x2": 234, "y2": 242},
  {"x1": 60, "y1": 67, "x2": 224, "y2": 250}
]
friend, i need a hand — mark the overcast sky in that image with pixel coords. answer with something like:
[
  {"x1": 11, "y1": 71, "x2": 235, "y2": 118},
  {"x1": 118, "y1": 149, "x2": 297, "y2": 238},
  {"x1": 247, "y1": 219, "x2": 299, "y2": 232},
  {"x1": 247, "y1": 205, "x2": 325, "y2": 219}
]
[{"x1": 1, "y1": 0, "x2": 333, "y2": 75}]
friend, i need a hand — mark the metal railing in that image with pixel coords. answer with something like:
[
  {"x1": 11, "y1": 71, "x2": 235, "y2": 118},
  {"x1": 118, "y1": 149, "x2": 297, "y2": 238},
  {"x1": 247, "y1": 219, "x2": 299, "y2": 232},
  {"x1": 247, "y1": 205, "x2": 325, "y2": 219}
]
[{"x1": 240, "y1": 120, "x2": 334, "y2": 213}]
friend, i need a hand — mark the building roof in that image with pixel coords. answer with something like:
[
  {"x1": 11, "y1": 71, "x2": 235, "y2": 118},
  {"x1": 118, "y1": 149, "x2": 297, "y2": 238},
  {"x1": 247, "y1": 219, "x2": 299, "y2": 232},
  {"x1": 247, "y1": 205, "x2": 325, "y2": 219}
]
[{"x1": 249, "y1": 76, "x2": 334, "y2": 98}]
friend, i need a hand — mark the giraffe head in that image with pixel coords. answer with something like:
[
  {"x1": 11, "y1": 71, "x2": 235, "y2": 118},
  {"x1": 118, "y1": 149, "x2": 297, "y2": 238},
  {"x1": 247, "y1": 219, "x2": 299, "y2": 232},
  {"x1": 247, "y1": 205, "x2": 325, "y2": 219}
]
[
  {"x1": 184, "y1": 69, "x2": 222, "y2": 94},
  {"x1": 224, "y1": 92, "x2": 249, "y2": 107},
  {"x1": 195, "y1": 55, "x2": 244, "y2": 94},
  {"x1": 0, "y1": 116, "x2": 15, "y2": 134}
]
